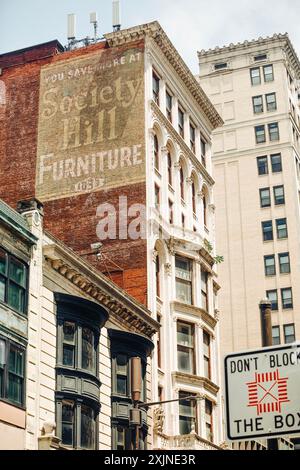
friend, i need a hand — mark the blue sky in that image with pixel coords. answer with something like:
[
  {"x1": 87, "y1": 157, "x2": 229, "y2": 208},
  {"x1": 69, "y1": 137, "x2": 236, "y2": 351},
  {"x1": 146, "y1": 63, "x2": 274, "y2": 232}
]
[{"x1": 0, "y1": 0, "x2": 300, "y2": 73}]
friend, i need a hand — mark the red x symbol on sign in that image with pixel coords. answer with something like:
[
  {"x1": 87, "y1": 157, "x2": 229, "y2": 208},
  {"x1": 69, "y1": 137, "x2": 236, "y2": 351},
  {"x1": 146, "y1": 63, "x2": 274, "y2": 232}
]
[{"x1": 247, "y1": 370, "x2": 289, "y2": 415}]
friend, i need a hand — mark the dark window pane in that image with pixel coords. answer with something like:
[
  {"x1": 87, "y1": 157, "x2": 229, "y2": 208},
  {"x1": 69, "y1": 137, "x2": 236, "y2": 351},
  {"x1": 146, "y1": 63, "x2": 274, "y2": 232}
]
[
  {"x1": 117, "y1": 375, "x2": 127, "y2": 395},
  {"x1": 81, "y1": 405, "x2": 95, "y2": 449},
  {"x1": 264, "y1": 255, "x2": 275, "y2": 276},
  {"x1": 250, "y1": 68, "x2": 261, "y2": 85},
  {"x1": 82, "y1": 327, "x2": 95, "y2": 372},
  {"x1": 0, "y1": 250, "x2": 7, "y2": 275},
  {"x1": 116, "y1": 427, "x2": 125, "y2": 450},
  {"x1": 272, "y1": 327, "x2": 280, "y2": 345},
  {"x1": 267, "y1": 290, "x2": 278, "y2": 311},
  {"x1": 0, "y1": 276, "x2": 5, "y2": 302},
  {"x1": 166, "y1": 91, "x2": 172, "y2": 122},
  {"x1": 63, "y1": 322, "x2": 75, "y2": 367},
  {"x1": 281, "y1": 288, "x2": 293, "y2": 309},
  {"x1": 116, "y1": 354, "x2": 127, "y2": 395},
  {"x1": 8, "y1": 283, "x2": 25, "y2": 312},
  {"x1": 276, "y1": 218, "x2": 288, "y2": 239},
  {"x1": 260, "y1": 188, "x2": 271, "y2": 207},
  {"x1": 8, "y1": 374, "x2": 23, "y2": 404},
  {"x1": 264, "y1": 65, "x2": 274, "y2": 82},
  {"x1": 274, "y1": 186, "x2": 285, "y2": 205},
  {"x1": 179, "y1": 393, "x2": 196, "y2": 435},
  {"x1": 152, "y1": 72, "x2": 160, "y2": 105},
  {"x1": 271, "y1": 154, "x2": 282, "y2": 173},
  {"x1": 62, "y1": 402, "x2": 75, "y2": 447},
  {"x1": 8, "y1": 346, "x2": 24, "y2": 405},
  {"x1": 257, "y1": 156, "x2": 268, "y2": 175},
  {"x1": 10, "y1": 258, "x2": 26, "y2": 287},
  {"x1": 266, "y1": 93, "x2": 277, "y2": 111},
  {"x1": 262, "y1": 221, "x2": 273, "y2": 241},
  {"x1": 63, "y1": 322, "x2": 75, "y2": 343},
  {"x1": 253, "y1": 96, "x2": 263, "y2": 113},
  {"x1": 63, "y1": 345, "x2": 75, "y2": 367},
  {"x1": 268, "y1": 123, "x2": 279, "y2": 141},
  {"x1": 284, "y1": 324, "x2": 295, "y2": 344},
  {"x1": 255, "y1": 126, "x2": 266, "y2": 143},
  {"x1": 279, "y1": 253, "x2": 290, "y2": 274}
]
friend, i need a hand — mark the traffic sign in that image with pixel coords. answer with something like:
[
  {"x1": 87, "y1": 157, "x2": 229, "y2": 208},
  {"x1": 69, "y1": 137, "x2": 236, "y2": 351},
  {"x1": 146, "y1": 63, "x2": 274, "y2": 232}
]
[{"x1": 224, "y1": 344, "x2": 300, "y2": 440}]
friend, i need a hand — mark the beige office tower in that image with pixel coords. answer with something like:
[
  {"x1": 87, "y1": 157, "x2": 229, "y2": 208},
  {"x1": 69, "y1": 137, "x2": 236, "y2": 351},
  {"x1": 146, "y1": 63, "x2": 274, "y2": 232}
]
[{"x1": 198, "y1": 34, "x2": 300, "y2": 450}]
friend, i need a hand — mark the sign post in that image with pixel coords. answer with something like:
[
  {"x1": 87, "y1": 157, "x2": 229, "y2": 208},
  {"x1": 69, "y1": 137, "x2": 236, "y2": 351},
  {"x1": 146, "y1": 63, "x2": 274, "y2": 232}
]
[{"x1": 224, "y1": 344, "x2": 300, "y2": 441}]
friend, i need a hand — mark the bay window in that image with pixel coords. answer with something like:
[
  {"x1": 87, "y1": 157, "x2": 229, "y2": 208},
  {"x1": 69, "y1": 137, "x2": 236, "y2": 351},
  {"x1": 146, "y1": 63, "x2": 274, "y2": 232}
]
[
  {"x1": 177, "y1": 322, "x2": 195, "y2": 374},
  {"x1": 55, "y1": 293, "x2": 108, "y2": 451},
  {"x1": 179, "y1": 392, "x2": 197, "y2": 435},
  {"x1": 175, "y1": 256, "x2": 192, "y2": 304}
]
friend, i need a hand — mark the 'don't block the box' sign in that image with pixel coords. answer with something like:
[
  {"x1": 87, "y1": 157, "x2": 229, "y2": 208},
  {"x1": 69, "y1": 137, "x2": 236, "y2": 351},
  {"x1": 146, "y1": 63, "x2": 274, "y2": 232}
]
[{"x1": 224, "y1": 344, "x2": 300, "y2": 441}]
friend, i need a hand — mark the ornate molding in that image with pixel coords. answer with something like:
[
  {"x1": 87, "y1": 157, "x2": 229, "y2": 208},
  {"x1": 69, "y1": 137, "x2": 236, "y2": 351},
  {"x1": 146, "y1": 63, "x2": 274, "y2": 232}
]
[
  {"x1": 209, "y1": 203, "x2": 216, "y2": 213},
  {"x1": 164, "y1": 263, "x2": 172, "y2": 276},
  {"x1": 151, "y1": 101, "x2": 215, "y2": 187},
  {"x1": 152, "y1": 249, "x2": 159, "y2": 262},
  {"x1": 43, "y1": 243, "x2": 159, "y2": 338},
  {"x1": 171, "y1": 301, "x2": 217, "y2": 329},
  {"x1": 172, "y1": 372, "x2": 219, "y2": 396},
  {"x1": 104, "y1": 22, "x2": 223, "y2": 129}
]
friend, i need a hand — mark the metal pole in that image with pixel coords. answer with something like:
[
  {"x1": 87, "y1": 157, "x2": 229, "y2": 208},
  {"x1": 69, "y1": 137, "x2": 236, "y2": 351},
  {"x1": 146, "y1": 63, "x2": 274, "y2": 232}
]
[
  {"x1": 260, "y1": 299, "x2": 272, "y2": 347},
  {"x1": 260, "y1": 299, "x2": 278, "y2": 451}
]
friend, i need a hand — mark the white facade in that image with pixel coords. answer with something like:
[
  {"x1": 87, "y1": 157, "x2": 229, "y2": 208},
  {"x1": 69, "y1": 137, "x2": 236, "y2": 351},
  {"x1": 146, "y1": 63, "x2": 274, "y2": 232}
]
[
  {"x1": 198, "y1": 34, "x2": 300, "y2": 450},
  {"x1": 132, "y1": 23, "x2": 224, "y2": 449},
  {"x1": 0, "y1": 200, "x2": 157, "y2": 450},
  {"x1": 198, "y1": 33, "x2": 300, "y2": 356}
]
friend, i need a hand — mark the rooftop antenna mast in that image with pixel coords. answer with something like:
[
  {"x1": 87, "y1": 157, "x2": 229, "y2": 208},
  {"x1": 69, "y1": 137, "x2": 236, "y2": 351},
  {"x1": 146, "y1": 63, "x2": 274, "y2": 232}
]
[
  {"x1": 66, "y1": 12, "x2": 103, "y2": 51},
  {"x1": 67, "y1": 13, "x2": 76, "y2": 49},
  {"x1": 90, "y1": 12, "x2": 98, "y2": 42},
  {"x1": 112, "y1": 0, "x2": 121, "y2": 32}
]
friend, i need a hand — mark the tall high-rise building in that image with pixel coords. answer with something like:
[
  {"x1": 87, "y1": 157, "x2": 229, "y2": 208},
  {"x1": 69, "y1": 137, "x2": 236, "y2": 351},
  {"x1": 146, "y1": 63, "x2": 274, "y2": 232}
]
[
  {"x1": 0, "y1": 21, "x2": 224, "y2": 449},
  {"x1": 198, "y1": 34, "x2": 300, "y2": 449}
]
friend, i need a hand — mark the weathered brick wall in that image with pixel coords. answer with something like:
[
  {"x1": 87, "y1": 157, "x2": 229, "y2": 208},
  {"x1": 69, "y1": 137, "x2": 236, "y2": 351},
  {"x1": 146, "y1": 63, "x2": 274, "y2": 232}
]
[{"x1": 0, "y1": 39, "x2": 148, "y2": 306}]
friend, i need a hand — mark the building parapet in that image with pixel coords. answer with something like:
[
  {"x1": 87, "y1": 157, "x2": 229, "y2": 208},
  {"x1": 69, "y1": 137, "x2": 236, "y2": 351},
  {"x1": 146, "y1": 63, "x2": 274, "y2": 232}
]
[
  {"x1": 198, "y1": 33, "x2": 300, "y2": 79},
  {"x1": 105, "y1": 21, "x2": 223, "y2": 129}
]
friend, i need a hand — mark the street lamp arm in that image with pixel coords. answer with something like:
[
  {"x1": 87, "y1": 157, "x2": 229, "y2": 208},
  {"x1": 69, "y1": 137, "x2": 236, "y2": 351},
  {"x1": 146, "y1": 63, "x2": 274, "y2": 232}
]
[{"x1": 137, "y1": 394, "x2": 205, "y2": 409}]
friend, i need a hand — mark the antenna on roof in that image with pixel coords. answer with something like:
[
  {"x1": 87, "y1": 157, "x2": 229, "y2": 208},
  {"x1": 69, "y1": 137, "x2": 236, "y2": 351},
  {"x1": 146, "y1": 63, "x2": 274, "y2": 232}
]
[
  {"x1": 67, "y1": 14, "x2": 76, "y2": 41},
  {"x1": 90, "y1": 12, "x2": 98, "y2": 42},
  {"x1": 112, "y1": 0, "x2": 121, "y2": 32}
]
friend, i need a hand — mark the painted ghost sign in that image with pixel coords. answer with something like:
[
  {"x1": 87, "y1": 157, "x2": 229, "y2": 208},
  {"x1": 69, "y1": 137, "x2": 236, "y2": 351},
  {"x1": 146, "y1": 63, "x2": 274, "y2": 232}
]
[{"x1": 36, "y1": 45, "x2": 145, "y2": 201}]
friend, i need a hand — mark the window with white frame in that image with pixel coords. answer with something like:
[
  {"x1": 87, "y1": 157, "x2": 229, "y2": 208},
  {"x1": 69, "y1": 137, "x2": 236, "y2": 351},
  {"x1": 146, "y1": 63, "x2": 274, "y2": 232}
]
[
  {"x1": 179, "y1": 392, "x2": 197, "y2": 435},
  {"x1": 175, "y1": 256, "x2": 192, "y2": 304},
  {"x1": 177, "y1": 322, "x2": 195, "y2": 374}
]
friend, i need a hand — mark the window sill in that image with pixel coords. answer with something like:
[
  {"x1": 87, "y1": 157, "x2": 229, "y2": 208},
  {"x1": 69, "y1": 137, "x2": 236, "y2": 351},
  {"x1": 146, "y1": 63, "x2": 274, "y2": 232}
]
[
  {"x1": 0, "y1": 300, "x2": 28, "y2": 319},
  {"x1": 0, "y1": 398, "x2": 26, "y2": 413}
]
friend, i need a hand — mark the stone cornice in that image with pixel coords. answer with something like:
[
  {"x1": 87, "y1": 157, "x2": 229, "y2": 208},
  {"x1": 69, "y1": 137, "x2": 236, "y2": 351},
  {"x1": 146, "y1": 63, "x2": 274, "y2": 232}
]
[
  {"x1": 43, "y1": 238, "x2": 159, "y2": 339},
  {"x1": 151, "y1": 101, "x2": 215, "y2": 187},
  {"x1": 104, "y1": 21, "x2": 223, "y2": 130},
  {"x1": 172, "y1": 372, "x2": 219, "y2": 397},
  {"x1": 198, "y1": 33, "x2": 300, "y2": 80},
  {"x1": 171, "y1": 301, "x2": 217, "y2": 329}
]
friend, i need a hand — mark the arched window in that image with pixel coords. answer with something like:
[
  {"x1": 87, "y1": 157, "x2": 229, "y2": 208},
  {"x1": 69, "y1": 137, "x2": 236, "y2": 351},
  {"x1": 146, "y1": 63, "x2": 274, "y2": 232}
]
[
  {"x1": 203, "y1": 192, "x2": 208, "y2": 227},
  {"x1": 180, "y1": 166, "x2": 184, "y2": 200},
  {"x1": 154, "y1": 135, "x2": 159, "y2": 170},
  {"x1": 156, "y1": 254, "x2": 160, "y2": 298},
  {"x1": 192, "y1": 180, "x2": 196, "y2": 215},
  {"x1": 167, "y1": 152, "x2": 172, "y2": 186}
]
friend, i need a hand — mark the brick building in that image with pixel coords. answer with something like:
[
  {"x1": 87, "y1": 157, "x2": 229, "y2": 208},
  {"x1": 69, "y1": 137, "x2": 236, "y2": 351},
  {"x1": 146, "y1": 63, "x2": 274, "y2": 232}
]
[{"x1": 0, "y1": 21, "x2": 224, "y2": 449}]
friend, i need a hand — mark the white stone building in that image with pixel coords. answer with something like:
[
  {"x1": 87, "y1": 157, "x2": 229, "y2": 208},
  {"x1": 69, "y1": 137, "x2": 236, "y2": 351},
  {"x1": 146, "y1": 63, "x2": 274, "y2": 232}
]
[
  {"x1": 111, "y1": 22, "x2": 224, "y2": 449},
  {"x1": 0, "y1": 198, "x2": 158, "y2": 450},
  {"x1": 198, "y1": 33, "x2": 300, "y2": 450}
]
